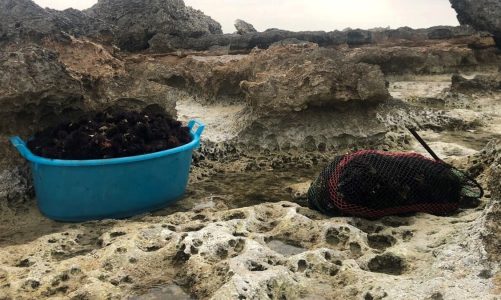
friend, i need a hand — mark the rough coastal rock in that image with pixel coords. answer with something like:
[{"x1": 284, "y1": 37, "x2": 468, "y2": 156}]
[
  {"x1": 0, "y1": 0, "x2": 63, "y2": 45},
  {"x1": 235, "y1": 19, "x2": 257, "y2": 35},
  {"x1": 147, "y1": 26, "x2": 493, "y2": 53},
  {"x1": 451, "y1": 73, "x2": 501, "y2": 93},
  {"x1": 450, "y1": 0, "x2": 501, "y2": 46},
  {"x1": 48, "y1": 8, "x2": 116, "y2": 44},
  {"x1": 85, "y1": 0, "x2": 223, "y2": 51},
  {"x1": 0, "y1": 172, "x2": 498, "y2": 299},
  {"x1": 239, "y1": 44, "x2": 389, "y2": 115},
  {"x1": 0, "y1": 0, "x2": 114, "y2": 47},
  {"x1": 0, "y1": 46, "x2": 84, "y2": 136},
  {"x1": 344, "y1": 44, "x2": 484, "y2": 75},
  {"x1": 166, "y1": 44, "x2": 389, "y2": 107}
]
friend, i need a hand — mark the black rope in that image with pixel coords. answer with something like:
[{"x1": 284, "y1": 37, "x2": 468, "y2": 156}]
[
  {"x1": 407, "y1": 127, "x2": 484, "y2": 199},
  {"x1": 407, "y1": 127, "x2": 442, "y2": 161}
]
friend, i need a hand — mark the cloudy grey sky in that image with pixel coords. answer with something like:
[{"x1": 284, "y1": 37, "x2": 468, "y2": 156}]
[{"x1": 34, "y1": 0, "x2": 459, "y2": 33}]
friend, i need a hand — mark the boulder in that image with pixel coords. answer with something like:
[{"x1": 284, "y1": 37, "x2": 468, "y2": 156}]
[
  {"x1": 450, "y1": 0, "x2": 501, "y2": 46},
  {"x1": 235, "y1": 19, "x2": 257, "y2": 35},
  {"x1": 85, "y1": 0, "x2": 223, "y2": 51}
]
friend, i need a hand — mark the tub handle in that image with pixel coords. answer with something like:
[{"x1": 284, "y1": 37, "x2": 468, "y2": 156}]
[
  {"x1": 10, "y1": 136, "x2": 32, "y2": 160},
  {"x1": 188, "y1": 120, "x2": 205, "y2": 138}
]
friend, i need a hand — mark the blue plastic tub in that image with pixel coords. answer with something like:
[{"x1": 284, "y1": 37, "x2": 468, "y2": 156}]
[{"x1": 10, "y1": 120, "x2": 204, "y2": 222}]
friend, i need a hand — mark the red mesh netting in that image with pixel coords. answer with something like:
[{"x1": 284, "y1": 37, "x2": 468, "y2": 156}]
[{"x1": 308, "y1": 150, "x2": 483, "y2": 218}]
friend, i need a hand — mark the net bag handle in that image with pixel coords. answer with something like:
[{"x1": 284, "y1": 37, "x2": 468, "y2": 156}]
[{"x1": 407, "y1": 127, "x2": 484, "y2": 199}]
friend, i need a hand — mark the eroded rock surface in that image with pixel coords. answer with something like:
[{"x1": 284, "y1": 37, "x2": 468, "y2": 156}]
[
  {"x1": 240, "y1": 44, "x2": 390, "y2": 115},
  {"x1": 235, "y1": 19, "x2": 257, "y2": 35},
  {"x1": 450, "y1": 0, "x2": 501, "y2": 46},
  {"x1": 85, "y1": 0, "x2": 222, "y2": 51},
  {"x1": 0, "y1": 193, "x2": 498, "y2": 299},
  {"x1": 0, "y1": 0, "x2": 114, "y2": 47},
  {"x1": 451, "y1": 73, "x2": 501, "y2": 93},
  {"x1": 0, "y1": 46, "x2": 84, "y2": 136}
]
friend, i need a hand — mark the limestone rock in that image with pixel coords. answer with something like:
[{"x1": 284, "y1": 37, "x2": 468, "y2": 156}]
[
  {"x1": 0, "y1": 197, "x2": 498, "y2": 299},
  {"x1": 240, "y1": 44, "x2": 390, "y2": 115},
  {"x1": 450, "y1": 0, "x2": 501, "y2": 46},
  {"x1": 345, "y1": 45, "x2": 479, "y2": 75},
  {"x1": 235, "y1": 19, "x2": 257, "y2": 35},
  {"x1": 85, "y1": 0, "x2": 223, "y2": 51},
  {"x1": 0, "y1": 46, "x2": 84, "y2": 136}
]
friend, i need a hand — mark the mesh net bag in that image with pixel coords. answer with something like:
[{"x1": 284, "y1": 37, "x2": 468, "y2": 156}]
[{"x1": 308, "y1": 150, "x2": 483, "y2": 218}]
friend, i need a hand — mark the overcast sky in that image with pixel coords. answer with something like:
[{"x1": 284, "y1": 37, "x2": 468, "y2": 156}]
[{"x1": 34, "y1": 0, "x2": 459, "y2": 33}]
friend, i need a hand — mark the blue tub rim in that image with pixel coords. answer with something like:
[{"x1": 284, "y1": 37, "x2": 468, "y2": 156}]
[{"x1": 10, "y1": 119, "x2": 205, "y2": 167}]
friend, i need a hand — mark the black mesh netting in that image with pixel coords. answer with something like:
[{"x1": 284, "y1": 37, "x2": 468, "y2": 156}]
[{"x1": 308, "y1": 150, "x2": 483, "y2": 218}]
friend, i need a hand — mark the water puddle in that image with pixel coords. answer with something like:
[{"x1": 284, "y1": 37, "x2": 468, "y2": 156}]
[
  {"x1": 128, "y1": 284, "x2": 192, "y2": 300},
  {"x1": 153, "y1": 167, "x2": 320, "y2": 215},
  {"x1": 266, "y1": 239, "x2": 307, "y2": 257}
]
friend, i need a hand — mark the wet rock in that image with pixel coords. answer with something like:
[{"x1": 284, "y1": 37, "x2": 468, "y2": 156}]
[
  {"x1": 235, "y1": 19, "x2": 257, "y2": 35},
  {"x1": 85, "y1": 0, "x2": 222, "y2": 51},
  {"x1": 451, "y1": 73, "x2": 501, "y2": 93},
  {"x1": 450, "y1": 0, "x2": 501, "y2": 47}
]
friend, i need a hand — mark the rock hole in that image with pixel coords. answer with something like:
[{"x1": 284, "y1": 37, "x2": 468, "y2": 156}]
[
  {"x1": 247, "y1": 261, "x2": 267, "y2": 271},
  {"x1": 297, "y1": 259, "x2": 308, "y2": 272},
  {"x1": 367, "y1": 234, "x2": 397, "y2": 250},
  {"x1": 349, "y1": 242, "x2": 362, "y2": 257},
  {"x1": 145, "y1": 245, "x2": 162, "y2": 252},
  {"x1": 325, "y1": 228, "x2": 343, "y2": 245},
  {"x1": 110, "y1": 231, "x2": 126, "y2": 238},
  {"x1": 223, "y1": 211, "x2": 246, "y2": 221},
  {"x1": 367, "y1": 253, "x2": 405, "y2": 275}
]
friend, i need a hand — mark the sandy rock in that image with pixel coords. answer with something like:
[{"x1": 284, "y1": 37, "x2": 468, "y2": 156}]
[
  {"x1": 285, "y1": 181, "x2": 312, "y2": 201},
  {"x1": 235, "y1": 19, "x2": 257, "y2": 35},
  {"x1": 85, "y1": 0, "x2": 222, "y2": 51}
]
